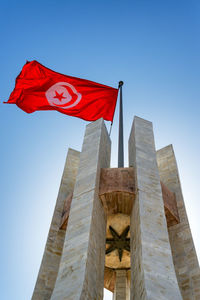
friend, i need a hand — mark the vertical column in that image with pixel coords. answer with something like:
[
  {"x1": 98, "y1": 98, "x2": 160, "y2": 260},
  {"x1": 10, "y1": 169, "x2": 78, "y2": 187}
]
[
  {"x1": 113, "y1": 270, "x2": 129, "y2": 300},
  {"x1": 157, "y1": 145, "x2": 200, "y2": 299},
  {"x1": 32, "y1": 148, "x2": 80, "y2": 300},
  {"x1": 128, "y1": 116, "x2": 182, "y2": 300},
  {"x1": 51, "y1": 118, "x2": 111, "y2": 300}
]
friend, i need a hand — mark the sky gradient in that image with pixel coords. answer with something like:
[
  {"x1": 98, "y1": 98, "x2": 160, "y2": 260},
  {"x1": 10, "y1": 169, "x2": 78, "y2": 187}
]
[{"x1": 1, "y1": 1, "x2": 200, "y2": 299}]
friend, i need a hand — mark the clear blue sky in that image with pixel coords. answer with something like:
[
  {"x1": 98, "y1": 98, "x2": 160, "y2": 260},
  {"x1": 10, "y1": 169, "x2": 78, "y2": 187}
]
[{"x1": 0, "y1": 1, "x2": 200, "y2": 299}]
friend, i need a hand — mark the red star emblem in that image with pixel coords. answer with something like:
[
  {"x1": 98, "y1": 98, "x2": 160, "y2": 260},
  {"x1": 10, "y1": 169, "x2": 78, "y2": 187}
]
[{"x1": 53, "y1": 90, "x2": 66, "y2": 102}]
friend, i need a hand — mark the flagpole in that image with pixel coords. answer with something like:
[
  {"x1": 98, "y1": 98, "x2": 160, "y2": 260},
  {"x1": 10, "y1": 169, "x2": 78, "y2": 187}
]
[{"x1": 118, "y1": 81, "x2": 124, "y2": 168}]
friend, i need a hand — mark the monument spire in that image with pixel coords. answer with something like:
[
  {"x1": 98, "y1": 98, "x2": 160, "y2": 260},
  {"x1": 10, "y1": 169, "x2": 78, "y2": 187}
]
[{"x1": 32, "y1": 116, "x2": 200, "y2": 300}]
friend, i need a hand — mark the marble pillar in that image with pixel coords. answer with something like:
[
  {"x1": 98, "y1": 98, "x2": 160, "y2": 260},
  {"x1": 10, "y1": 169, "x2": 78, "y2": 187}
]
[
  {"x1": 157, "y1": 145, "x2": 200, "y2": 299},
  {"x1": 32, "y1": 148, "x2": 80, "y2": 300},
  {"x1": 51, "y1": 118, "x2": 111, "y2": 300},
  {"x1": 129, "y1": 116, "x2": 182, "y2": 300}
]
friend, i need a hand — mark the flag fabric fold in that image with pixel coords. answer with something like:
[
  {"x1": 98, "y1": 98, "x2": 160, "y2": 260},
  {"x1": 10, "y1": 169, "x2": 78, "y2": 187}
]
[{"x1": 5, "y1": 60, "x2": 118, "y2": 122}]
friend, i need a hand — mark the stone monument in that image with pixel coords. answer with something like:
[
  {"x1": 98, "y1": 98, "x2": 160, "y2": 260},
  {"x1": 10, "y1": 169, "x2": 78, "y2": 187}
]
[{"x1": 32, "y1": 116, "x2": 200, "y2": 300}]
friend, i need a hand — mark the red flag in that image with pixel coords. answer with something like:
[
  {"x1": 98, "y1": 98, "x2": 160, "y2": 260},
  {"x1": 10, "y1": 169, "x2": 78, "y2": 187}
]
[{"x1": 4, "y1": 61, "x2": 118, "y2": 122}]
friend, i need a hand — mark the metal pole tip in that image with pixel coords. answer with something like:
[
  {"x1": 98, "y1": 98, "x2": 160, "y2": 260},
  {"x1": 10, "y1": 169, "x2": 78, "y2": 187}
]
[{"x1": 118, "y1": 81, "x2": 124, "y2": 88}]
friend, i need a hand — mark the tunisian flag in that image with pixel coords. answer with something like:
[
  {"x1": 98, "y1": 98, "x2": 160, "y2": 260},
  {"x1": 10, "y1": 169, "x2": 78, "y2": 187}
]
[{"x1": 4, "y1": 61, "x2": 118, "y2": 122}]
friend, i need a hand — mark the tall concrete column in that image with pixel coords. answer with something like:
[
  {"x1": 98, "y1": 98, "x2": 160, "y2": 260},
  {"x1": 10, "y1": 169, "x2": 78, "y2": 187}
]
[
  {"x1": 113, "y1": 270, "x2": 129, "y2": 300},
  {"x1": 128, "y1": 116, "x2": 182, "y2": 300},
  {"x1": 51, "y1": 118, "x2": 111, "y2": 300},
  {"x1": 157, "y1": 145, "x2": 200, "y2": 299},
  {"x1": 32, "y1": 148, "x2": 80, "y2": 300}
]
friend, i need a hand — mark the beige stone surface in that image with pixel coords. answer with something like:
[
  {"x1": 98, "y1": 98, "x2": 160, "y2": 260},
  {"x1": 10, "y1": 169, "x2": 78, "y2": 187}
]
[
  {"x1": 32, "y1": 148, "x2": 80, "y2": 300},
  {"x1": 51, "y1": 118, "x2": 111, "y2": 300},
  {"x1": 99, "y1": 167, "x2": 179, "y2": 226},
  {"x1": 129, "y1": 116, "x2": 182, "y2": 300},
  {"x1": 100, "y1": 167, "x2": 135, "y2": 195},
  {"x1": 160, "y1": 181, "x2": 180, "y2": 226},
  {"x1": 59, "y1": 192, "x2": 73, "y2": 230},
  {"x1": 113, "y1": 270, "x2": 129, "y2": 300},
  {"x1": 105, "y1": 213, "x2": 130, "y2": 269},
  {"x1": 157, "y1": 145, "x2": 200, "y2": 299},
  {"x1": 104, "y1": 267, "x2": 116, "y2": 292},
  {"x1": 99, "y1": 167, "x2": 135, "y2": 216}
]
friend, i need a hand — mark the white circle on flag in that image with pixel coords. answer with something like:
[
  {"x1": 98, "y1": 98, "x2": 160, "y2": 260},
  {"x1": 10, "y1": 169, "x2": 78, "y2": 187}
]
[{"x1": 45, "y1": 82, "x2": 82, "y2": 109}]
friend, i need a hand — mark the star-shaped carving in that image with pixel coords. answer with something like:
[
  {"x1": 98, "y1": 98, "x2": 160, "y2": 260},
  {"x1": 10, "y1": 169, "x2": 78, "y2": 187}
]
[
  {"x1": 106, "y1": 225, "x2": 130, "y2": 262},
  {"x1": 53, "y1": 90, "x2": 66, "y2": 101}
]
